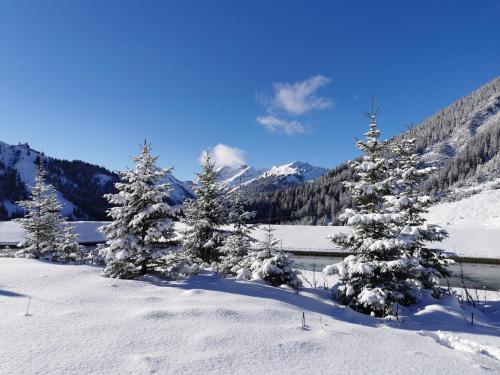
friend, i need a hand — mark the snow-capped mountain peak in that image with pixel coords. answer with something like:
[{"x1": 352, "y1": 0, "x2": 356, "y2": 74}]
[
  {"x1": 216, "y1": 164, "x2": 267, "y2": 188},
  {"x1": 263, "y1": 161, "x2": 327, "y2": 180},
  {"x1": 216, "y1": 161, "x2": 327, "y2": 191}
]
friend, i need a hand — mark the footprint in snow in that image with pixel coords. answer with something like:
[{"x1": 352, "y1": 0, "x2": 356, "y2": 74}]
[{"x1": 419, "y1": 331, "x2": 500, "y2": 361}]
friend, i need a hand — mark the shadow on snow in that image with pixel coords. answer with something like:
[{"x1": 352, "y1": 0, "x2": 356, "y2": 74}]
[
  {"x1": 138, "y1": 272, "x2": 500, "y2": 338},
  {"x1": 0, "y1": 289, "x2": 26, "y2": 298}
]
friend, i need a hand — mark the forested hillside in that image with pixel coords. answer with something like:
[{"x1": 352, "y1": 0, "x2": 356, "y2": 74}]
[
  {"x1": 0, "y1": 141, "x2": 196, "y2": 220},
  {"x1": 0, "y1": 142, "x2": 119, "y2": 220},
  {"x1": 243, "y1": 163, "x2": 354, "y2": 225},
  {"x1": 245, "y1": 76, "x2": 500, "y2": 224}
]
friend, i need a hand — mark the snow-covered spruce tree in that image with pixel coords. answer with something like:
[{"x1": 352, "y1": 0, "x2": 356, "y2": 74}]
[
  {"x1": 182, "y1": 153, "x2": 226, "y2": 264},
  {"x1": 99, "y1": 142, "x2": 178, "y2": 279},
  {"x1": 244, "y1": 224, "x2": 302, "y2": 289},
  {"x1": 219, "y1": 189, "x2": 255, "y2": 276},
  {"x1": 57, "y1": 222, "x2": 84, "y2": 263},
  {"x1": 324, "y1": 108, "x2": 422, "y2": 317},
  {"x1": 389, "y1": 135, "x2": 453, "y2": 296},
  {"x1": 14, "y1": 166, "x2": 66, "y2": 259}
]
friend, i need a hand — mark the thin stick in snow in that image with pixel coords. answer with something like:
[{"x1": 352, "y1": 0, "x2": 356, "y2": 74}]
[
  {"x1": 25, "y1": 296, "x2": 32, "y2": 317},
  {"x1": 312, "y1": 264, "x2": 317, "y2": 288}
]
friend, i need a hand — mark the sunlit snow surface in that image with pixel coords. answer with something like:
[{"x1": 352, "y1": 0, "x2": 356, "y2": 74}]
[{"x1": 1, "y1": 259, "x2": 499, "y2": 374}]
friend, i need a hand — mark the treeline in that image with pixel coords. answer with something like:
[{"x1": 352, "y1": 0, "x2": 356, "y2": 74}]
[
  {"x1": 412, "y1": 77, "x2": 500, "y2": 154},
  {"x1": 0, "y1": 143, "x2": 118, "y2": 220},
  {"x1": 43, "y1": 158, "x2": 118, "y2": 220},
  {"x1": 424, "y1": 113, "x2": 500, "y2": 194},
  {"x1": 0, "y1": 165, "x2": 29, "y2": 220}
]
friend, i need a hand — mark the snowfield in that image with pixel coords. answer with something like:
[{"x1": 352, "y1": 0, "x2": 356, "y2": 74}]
[
  {"x1": 0, "y1": 221, "x2": 108, "y2": 245},
  {"x1": 425, "y1": 186, "x2": 500, "y2": 259},
  {"x1": 1, "y1": 258, "x2": 499, "y2": 374},
  {"x1": 1, "y1": 219, "x2": 500, "y2": 259},
  {"x1": 2, "y1": 184, "x2": 500, "y2": 259}
]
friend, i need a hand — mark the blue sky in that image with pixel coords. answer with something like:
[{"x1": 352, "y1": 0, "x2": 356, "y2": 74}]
[{"x1": 0, "y1": 0, "x2": 499, "y2": 180}]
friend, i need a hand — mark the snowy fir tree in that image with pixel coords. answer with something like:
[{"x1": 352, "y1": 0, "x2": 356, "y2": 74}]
[
  {"x1": 242, "y1": 224, "x2": 302, "y2": 289},
  {"x1": 258, "y1": 223, "x2": 280, "y2": 257},
  {"x1": 57, "y1": 222, "x2": 84, "y2": 263},
  {"x1": 388, "y1": 134, "x2": 453, "y2": 296},
  {"x1": 219, "y1": 189, "x2": 255, "y2": 276},
  {"x1": 14, "y1": 166, "x2": 66, "y2": 259},
  {"x1": 324, "y1": 105, "x2": 426, "y2": 317},
  {"x1": 182, "y1": 153, "x2": 226, "y2": 264},
  {"x1": 99, "y1": 142, "x2": 178, "y2": 279}
]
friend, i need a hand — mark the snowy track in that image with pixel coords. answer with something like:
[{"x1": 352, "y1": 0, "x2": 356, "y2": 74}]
[{"x1": 419, "y1": 331, "x2": 500, "y2": 361}]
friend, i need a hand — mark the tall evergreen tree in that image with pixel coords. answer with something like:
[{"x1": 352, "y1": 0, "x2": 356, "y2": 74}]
[
  {"x1": 325, "y1": 105, "x2": 422, "y2": 317},
  {"x1": 99, "y1": 142, "x2": 177, "y2": 278},
  {"x1": 58, "y1": 222, "x2": 84, "y2": 263},
  {"x1": 258, "y1": 223, "x2": 280, "y2": 257},
  {"x1": 182, "y1": 153, "x2": 226, "y2": 264},
  {"x1": 14, "y1": 166, "x2": 81, "y2": 261},
  {"x1": 389, "y1": 135, "x2": 453, "y2": 296},
  {"x1": 15, "y1": 166, "x2": 66, "y2": 259}
]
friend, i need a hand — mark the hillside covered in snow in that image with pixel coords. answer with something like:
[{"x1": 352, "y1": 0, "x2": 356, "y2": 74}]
[
  {"x1": 3, "y1": 177, "x2": 500, "y2": 260},
  {"x1": 0, "y1": 141, "x2": 114, "y2": 219},
  {"x1": 244, "y1": 76, "x2": 500, "y2": 225},
  {"x1": 0, "y1": 139, "x2": 329, "y2": 221},
  {"x1": 0, "y1": 141, "x2": 194, "y2": 220}
]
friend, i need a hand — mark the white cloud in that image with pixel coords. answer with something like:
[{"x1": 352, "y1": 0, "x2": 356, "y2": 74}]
[
  {"x1": 256, "y1": 75, "x2": 331, "y2": 135},
  {"x1": 200, "y1": 144, "x2": 246, "y2": 168},
  {"x1": 267, "y1": 75, "x2": 332, "y2": 116},
  {"x1": 256, "y1": 115, "x2": 306, "y2": 135}
]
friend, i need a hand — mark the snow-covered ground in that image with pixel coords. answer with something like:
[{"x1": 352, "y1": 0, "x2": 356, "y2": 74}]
[
  {"x1": 1, "y1": 216, "x2": 499, "y2": 259},
  {"x1": 425, "y1": 186, "x2": 500, "y2": 259},
  {"x1": 248, "y1": 224, "x2": 348, "y2": 252},
  {"x1": 426, "y1": 188, "x2": 500, "y2": 230},
  {"x1": 248, "y1": 187, "x2": 500, "y2": 259},
  {"x1": 1, "y1": 258, "x2": 499, "y2": 374},
  {"x1": 0, "y1": 221, "x2": 108, "y2": 245},
  {"x1": 254, "y1": 186, "x2": 500, "y2": 259},
  {"x1": 2, "y1": 185, "x2": 500, "y2": 258}
]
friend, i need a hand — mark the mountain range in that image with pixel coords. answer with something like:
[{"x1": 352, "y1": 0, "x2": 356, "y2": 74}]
[
  {"x1": 216, "y1": 161, "x2": 327, "y2": 191},
  {"x1": 2, "y1": 75, "x2": 499, "y2": 223},
  {"x1": 0, "y1": 142, "x2": 194, "y2": 220},
  {"x1": 0, "y1": 140, "x2": 327, "y2": 220}
]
